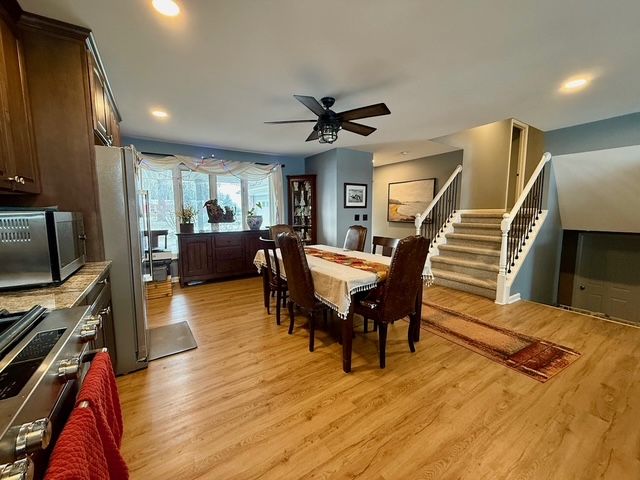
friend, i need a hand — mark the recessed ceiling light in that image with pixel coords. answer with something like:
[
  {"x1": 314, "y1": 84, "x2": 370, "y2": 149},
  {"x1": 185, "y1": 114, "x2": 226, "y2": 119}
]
[
  {"x1": 400, "y1": 151, "x2": 410, "y2": 155},
  {"x1": 151, "y1": 109, "x2": 169, "y2": 119},
  {"x1": 560, "y1": 77, "x2": 590, "y2": 93},
  {"x1": 152, "y1": 0, "x2": 180, "y2": 17}
]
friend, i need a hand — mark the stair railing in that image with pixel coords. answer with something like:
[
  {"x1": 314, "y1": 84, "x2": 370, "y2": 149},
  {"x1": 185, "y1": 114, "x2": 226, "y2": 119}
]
[
  {"x1": 497, "y1": 152, "x2": 551, "y2": 300},
  {"x1": 414, "y1": 164, "x2": 463, "y2": 244}
]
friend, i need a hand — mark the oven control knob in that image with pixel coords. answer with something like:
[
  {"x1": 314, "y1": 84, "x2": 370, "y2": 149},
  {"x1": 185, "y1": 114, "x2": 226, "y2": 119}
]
[
  {"x1": 58, "y1": 356, "x2": 81, "y2": 381},
  {"x1": 79, "y1": 325, "x2": 98, "y2": 342},
  {"x1": 0, "y1": 458, "x2": 34, "y2": 480},
  {"x1": 15, "y1": 418, "x2": 51, "y2": 457},
  {"x1": 84, "y1": 314, "x2": 103, "y2": 330}
]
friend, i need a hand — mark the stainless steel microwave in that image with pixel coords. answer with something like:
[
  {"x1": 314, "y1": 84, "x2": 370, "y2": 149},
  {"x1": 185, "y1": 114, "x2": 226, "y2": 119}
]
[{"x1": 0, "y1": 210, "x2": 86, "y2": 290}]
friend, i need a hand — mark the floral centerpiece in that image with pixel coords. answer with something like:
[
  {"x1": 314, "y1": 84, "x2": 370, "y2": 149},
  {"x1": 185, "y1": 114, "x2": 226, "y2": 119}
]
[
  {"x1": 204, "y1": 199, "x2": 235, "y2": 223},
  {"x1": 177, "y1": 205, "x2": 197, "y2": 233}
]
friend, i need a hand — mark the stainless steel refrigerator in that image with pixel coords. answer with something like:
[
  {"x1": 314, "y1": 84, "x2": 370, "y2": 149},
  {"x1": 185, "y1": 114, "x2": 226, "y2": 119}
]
[{"x1": 95, "y1": 145, "x2": 150, "y2": 375}]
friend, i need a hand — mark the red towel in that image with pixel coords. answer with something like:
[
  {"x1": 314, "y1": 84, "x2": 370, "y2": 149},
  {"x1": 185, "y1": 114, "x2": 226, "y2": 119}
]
[
  {"x1": 77, "y1": 352, "x2": 124, "y2": 445},
  {"x1": 45, "y1": 408, "x2": 109, "y2": 480},
  {"x1": 76, "y1": 352, "x2": 129, "y2": 479}
]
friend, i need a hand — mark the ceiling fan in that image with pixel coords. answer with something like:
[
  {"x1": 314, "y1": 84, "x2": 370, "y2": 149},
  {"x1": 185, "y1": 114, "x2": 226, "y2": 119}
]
[{"x1": 265, "y1": 95, "x2": 391, "y2": 144}]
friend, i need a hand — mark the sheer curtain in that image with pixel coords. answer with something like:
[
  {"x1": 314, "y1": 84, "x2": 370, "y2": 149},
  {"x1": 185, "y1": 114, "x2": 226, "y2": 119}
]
[{"x1": 138, "y1": 154, "x2": 285, "y2": 225}]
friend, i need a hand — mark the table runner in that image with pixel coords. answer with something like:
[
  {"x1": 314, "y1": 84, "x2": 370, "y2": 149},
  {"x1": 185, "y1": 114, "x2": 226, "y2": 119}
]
[
  {"x1": 304, "y1": 247, "x2": 389, "y2": 282},
  {"x1": 254, "y1": 244, "x2": 430, "y2": 318}
]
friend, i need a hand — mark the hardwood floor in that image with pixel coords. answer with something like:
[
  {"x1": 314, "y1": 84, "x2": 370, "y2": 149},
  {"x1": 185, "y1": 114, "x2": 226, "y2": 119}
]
[{"x1": 117, "y1": 277, "x2": 640, "y2": 479}]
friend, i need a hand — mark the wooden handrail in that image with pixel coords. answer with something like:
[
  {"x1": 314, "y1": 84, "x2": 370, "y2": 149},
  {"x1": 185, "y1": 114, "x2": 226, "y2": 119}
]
[
  {"x1": 414, "y1": 165, "x2": 463, "y2": 234},
  {"x1": 501, "y1": 152, "x2": 551, "y2": 233}
]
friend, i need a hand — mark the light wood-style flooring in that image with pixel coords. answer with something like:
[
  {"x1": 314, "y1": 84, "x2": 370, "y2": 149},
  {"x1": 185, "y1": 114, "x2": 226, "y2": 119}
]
[{"x1": 117, "y1": 276, "x2": 640, "y2": 479}]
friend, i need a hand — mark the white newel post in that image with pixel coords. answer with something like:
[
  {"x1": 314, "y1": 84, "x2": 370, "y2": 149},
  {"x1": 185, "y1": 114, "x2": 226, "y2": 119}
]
[
  {"x1": 414, "y1": 213, "x2": 422, "y2": 236},
  {"x1": 495, "y1": 214, "x2": 510, "y2": 305}
]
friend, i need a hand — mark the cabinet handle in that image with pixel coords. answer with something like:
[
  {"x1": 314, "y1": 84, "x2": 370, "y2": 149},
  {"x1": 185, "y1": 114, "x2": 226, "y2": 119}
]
[
  {"x1": 6, "y1": 176, "x2": 18, "y2": 182},
  {"x1": 19, "y1": 177, "x2": 25, "y2": 184}
]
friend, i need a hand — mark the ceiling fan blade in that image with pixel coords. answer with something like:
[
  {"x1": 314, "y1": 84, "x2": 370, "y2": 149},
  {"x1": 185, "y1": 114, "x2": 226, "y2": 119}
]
[
  {"x1": 341, "y1": 121, "x2": 376, "y2": 136},
  {"x1": 264, "y1": 120, "x2": 317, "y2": 124},
  {"x1": 306, "y1": 129, "x2": 320, "y2": 142},
  {"x1": 338, "y1": 103, "x2": 390, "y2": 121},
  {"x1": 294, "y1": 95, "x2": 325, "y2": 117}
]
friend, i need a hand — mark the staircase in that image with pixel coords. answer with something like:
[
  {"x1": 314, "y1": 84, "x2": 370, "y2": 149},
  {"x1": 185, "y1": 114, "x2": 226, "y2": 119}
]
[{"x1": 430, "y1": 212, "x2": 503, "y2": 299}]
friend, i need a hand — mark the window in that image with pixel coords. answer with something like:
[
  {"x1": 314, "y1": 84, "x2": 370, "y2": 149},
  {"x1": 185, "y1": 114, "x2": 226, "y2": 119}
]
[
  {"x1": 216, "y1": 175, "x2": 243, "y2": 230},
  {"x1": 140, "y1": 169, "x2": 178, "y2": 253},
  {"x1": 247, "y1": 177, "x2": 272, "y2": 227},
  {"x1": 140, "y1": 166, "x2": 274, "y2": 252},
  {"x1": 181, "y1": 171, "x2": 210, "y2": 232}
]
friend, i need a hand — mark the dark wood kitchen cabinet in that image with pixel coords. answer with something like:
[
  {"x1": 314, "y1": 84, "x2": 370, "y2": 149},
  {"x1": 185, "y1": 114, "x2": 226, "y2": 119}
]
[
  {"x1": 0, "y1": 10, "x2": 39, "y2": 193},
  {"x1": 88, "y1": 45, "x2": 121, "y2": 147},
  {"x1": 178, "y1": 230, "x2": 267, "y2": 287}
]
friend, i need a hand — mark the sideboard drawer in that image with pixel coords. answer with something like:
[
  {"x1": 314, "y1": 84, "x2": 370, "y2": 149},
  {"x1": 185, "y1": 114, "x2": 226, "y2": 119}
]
[{"x1": 214, "y1": 234, "x2": 243, "y2": 247}]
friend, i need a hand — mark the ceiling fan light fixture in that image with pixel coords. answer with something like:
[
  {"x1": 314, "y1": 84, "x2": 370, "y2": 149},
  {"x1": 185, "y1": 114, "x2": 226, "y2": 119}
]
[{"x1": 319, "y1": 123, "x2": 339, "y2": 144}]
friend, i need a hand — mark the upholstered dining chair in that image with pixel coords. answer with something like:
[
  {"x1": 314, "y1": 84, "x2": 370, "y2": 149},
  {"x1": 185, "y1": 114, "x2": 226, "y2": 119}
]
[
  {"x1": 354, "y1": 235, "x2": 429, "y2": 368},
  {"x1": 278, "y1": 232, "x2": 328, "y2": 352},
  {"x1": 259, "y1": 237, "x2": 288, "y2": 325},
  {"x1": 343, "y1": 225, "x2": 367, "y2": 251},
  {"x1": 372, "y1": 236, "x2": 399, "y2": 257},
  {"x1": 269, "y1": 224, "x2": 295, "y2": 246}
]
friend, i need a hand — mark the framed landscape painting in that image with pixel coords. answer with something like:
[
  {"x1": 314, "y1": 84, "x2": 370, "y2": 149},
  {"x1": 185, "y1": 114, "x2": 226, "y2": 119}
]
[{"x1": 387, "y1": 178, "x2": 436, "y2": 222}]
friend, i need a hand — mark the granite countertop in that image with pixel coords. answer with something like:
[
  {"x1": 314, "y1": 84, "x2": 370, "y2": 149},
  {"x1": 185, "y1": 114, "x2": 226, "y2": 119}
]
[{"x1": 0, "y1": 261, "x2": 112, "y2": 313}]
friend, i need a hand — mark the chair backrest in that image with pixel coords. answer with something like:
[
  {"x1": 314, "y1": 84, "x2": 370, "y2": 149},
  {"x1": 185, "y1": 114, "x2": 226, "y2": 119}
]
[
  {"x1": 372, "y1": 236, "x2": 399, "y2": 257},
  {"x1": 380, "y1": 235, "x2": 429, "y2": 322},
  {"x1": 278, "y1": 232, "x2": 317, "y2": 310},
  {"x1": 343, "y1": 225, "x2": 367, "y2": 251},
  {"x1": 270, "y1": 224, "x2": 295, "y2": 246},
  {"x1": 259, "y1": 237, "x2": 281, "y2": 284}
]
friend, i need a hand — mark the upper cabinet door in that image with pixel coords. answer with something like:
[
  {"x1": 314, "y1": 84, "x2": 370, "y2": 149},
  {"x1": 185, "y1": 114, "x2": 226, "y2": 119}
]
[
  {"x1": 0, "y1": 15, "x2": 39, "y2": 193},
  {"x1": 89, "y1": 54, "x2": 108, "y2": 143}
]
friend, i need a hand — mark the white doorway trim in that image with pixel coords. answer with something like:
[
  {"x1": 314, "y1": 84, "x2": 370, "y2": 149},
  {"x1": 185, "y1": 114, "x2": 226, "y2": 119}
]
[{"x1": 504, "y1": 119, "x2": 529, "y2": 209}]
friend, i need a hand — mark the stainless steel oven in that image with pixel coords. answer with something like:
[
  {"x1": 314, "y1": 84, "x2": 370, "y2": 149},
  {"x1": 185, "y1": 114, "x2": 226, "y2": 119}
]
[{"x1": 0, "y1": 211, "x2": 86, "y2": 290}]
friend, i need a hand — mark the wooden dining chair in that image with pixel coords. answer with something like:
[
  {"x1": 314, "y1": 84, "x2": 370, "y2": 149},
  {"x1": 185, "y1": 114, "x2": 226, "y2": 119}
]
[
  {"x1": 354, "y1": 235, "x2": 429, "y2": 368},
  {"x1": 259, "y1": 237, "x2": 288, "y2": 325},
  {"x1": 343, "y1": 225, "x2": 367, "y2": 251},
  {"x1": 372, "y1": 236, "x2": 399, "y2": 257},
  {"x1": 278, "y1": 232, "x2": 328, "y2": 352},
  {"x1": 269, "y1": 224, "x2": 295, "y2": 246}
]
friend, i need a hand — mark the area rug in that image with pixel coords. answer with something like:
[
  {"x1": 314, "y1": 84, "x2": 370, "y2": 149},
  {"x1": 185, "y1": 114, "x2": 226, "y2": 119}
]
[
  {"x1": 420, "y1": 302, "x2": 580, "y2": 382},
  {"x1": 148, "y1": 321, "x2": 197, "y2": 361}
]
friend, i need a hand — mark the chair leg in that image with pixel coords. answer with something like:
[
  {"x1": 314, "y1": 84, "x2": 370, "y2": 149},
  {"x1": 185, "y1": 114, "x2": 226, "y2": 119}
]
[
  {"x1": 378, "y1": 323, "x2": 388, "y2": 369},
  {"x1": 275, "y1": 290, "x2": 281, "y2": 325},
  {"x1": 363, "y1": 317, "x2": 368, "y2": 333},
  {"x1": 309, "y1": 311, "x2": 315, "y2": 352},
  {"x1": 288, "y1": 300, "x2": 295, "y2": 335},
  {"x1": 373, "y1": 320, "x2": 378, "y2": 332},
  {"x1": 408, "y1": 314, "x2": 416, "y2": 353}
]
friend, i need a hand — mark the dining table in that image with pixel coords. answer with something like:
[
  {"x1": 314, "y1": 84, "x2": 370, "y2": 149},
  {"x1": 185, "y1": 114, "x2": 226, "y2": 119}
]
[{"x1": 254, "y1": 244, "x2": 430, "y2": 373}]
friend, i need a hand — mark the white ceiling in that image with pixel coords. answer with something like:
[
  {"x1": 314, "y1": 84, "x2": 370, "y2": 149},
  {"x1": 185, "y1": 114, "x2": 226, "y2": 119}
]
[
  {"x1": 351, "y1": 140, "x2": 460, "y2": 167},
  {"x1": 20, "y1": 0, "x2": 640, "y2": 157}
]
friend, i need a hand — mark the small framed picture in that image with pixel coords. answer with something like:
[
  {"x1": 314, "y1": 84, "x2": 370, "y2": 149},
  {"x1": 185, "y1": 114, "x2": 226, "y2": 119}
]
[{"x1": 344, "y1": 183, "x2": 367, "y2": 208}]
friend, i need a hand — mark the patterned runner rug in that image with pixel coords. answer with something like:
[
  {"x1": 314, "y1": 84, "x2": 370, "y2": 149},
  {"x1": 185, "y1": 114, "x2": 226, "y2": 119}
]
[
  {"x1": 304, "y1": 247, "x2": 389, "y2": 281},
  {"x1": 420, "y1": 301, "x2": 580, "y2": 382}
]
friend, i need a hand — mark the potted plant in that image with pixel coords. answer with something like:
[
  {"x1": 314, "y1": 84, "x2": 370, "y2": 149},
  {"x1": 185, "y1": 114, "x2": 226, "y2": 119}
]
[
  {"x1": 246, "y1": 202, "x2": 264, "y2": 230},
  {"x1": 177, "y1": 205, "x2": 197, "y2": 233}
]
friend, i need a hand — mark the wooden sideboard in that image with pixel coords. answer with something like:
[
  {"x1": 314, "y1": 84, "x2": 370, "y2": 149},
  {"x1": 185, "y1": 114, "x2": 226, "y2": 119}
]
[{"x1": 177, "y1": 229, "x2": 267, "y2": 287}]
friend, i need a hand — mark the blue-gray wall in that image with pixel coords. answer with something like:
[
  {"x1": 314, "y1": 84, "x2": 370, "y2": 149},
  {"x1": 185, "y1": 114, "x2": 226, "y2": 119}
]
[
  {"x1": 545, "y1": 112, "x2": 640, "y2": 155},
  {"x1": 336, "y1": 149, "x2": 374, "y2": 251},
  {"x1": 512, "y1": 111, "x2": 640, "y2": 305},
  {"x1": 305, "y1": 149, "x2": 338, "y2": 245},
  {"x1": 304, "y1": 148, "x2": 374, "y2": 248}
]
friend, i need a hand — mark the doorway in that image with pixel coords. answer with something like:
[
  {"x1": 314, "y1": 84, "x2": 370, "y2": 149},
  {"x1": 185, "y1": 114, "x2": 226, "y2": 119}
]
[
  {"x1": 505, "y1": 121, "x2": 528, "y2": 209},
  {"x1": 572, "y1": 232, "x2": 640, "y2": 324}
]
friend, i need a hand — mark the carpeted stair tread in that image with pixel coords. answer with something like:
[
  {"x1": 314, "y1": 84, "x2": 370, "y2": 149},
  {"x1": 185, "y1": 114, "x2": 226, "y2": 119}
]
[
  {"x1": 453, "y1": 222, "x2": 502, "y2": 229},
  {"x1": 431, "y1": 255, "x2": 499, "y2": 272},
  {"x1": 438, "y1": 244, "x2": 500, "y2": 257},
  {"x1": 446, "y1": 233, "x2": 502, "y2": 243},
  {"x1": 432, "y1": 268, "x2": 497, "y2": 290},
  {"x1": 460, "y1": 212, "x2": 505, "y2": 218}
]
